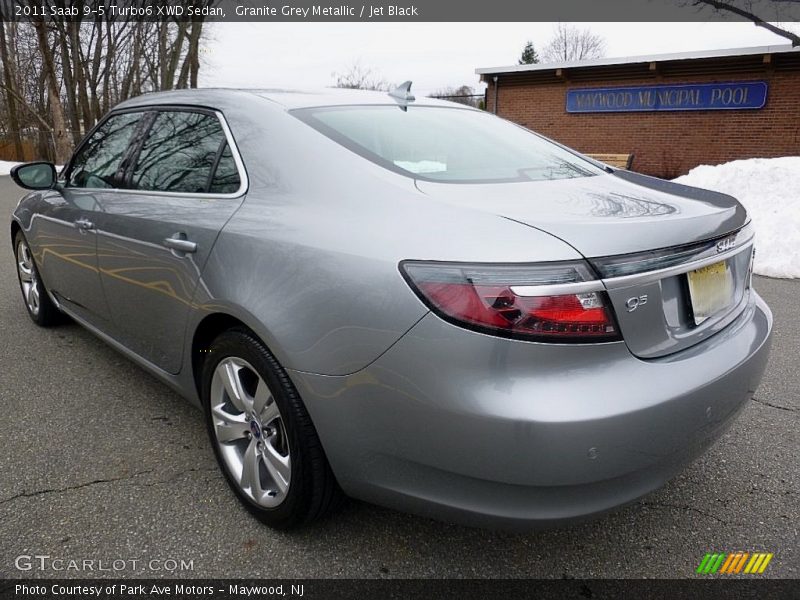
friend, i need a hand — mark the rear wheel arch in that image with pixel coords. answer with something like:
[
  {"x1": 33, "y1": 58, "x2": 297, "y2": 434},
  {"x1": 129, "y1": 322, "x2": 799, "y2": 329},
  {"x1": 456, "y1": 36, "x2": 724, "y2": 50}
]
[
  {"x1": 192, "y1": 314, "x2": 345, "y2": 527},
  {"x1": 191, "y1": 312, "x2": 290, "y2": 394},
  {"x1": 191, "y1": 313, "x2": 252, "y2": 397}
]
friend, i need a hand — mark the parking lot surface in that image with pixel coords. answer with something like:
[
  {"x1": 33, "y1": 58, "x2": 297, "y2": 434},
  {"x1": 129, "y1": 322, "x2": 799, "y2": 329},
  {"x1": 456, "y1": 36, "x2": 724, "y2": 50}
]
[{"x1": 0, "y1": 175, "x2": 796, "y2": 579}]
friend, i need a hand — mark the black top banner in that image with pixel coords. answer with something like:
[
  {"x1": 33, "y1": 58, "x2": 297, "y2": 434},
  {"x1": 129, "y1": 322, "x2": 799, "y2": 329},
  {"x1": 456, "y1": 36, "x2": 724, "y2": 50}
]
[{"x1": 1, "y1": 0, "x2": 800, "y2": 22}]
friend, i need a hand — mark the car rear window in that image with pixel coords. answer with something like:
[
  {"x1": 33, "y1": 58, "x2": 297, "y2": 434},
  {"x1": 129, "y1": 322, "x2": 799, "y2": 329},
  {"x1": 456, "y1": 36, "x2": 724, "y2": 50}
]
[{"x1": 293, "y1": 105, "x2": 603, "y2": 183}]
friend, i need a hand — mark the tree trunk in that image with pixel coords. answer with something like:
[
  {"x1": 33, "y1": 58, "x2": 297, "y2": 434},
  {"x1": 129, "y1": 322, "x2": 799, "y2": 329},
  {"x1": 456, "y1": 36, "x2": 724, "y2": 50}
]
[
  {"x1": 119, "y1": 23, "x2": 140, "y2": 100},
  {"x1": 0, "y1": 23, "x2": 24, "y2": 160},
  {"x1": 177, "y1": 20, "x2": 203, "y2": 89},
  {"x1": 54, "y1": 20, "x2": 81, "y2": 145},
  {"x1": 158, "y1": 23, "x2": 169, "y2": 89},
  {"x1": 89, "y1": 19, "x2": 104, "y2": 120},
  {"x1": 100, "y1": 19, "x2": 115, "y2": 113},
  {"x1": 69, "y1": 21, "x2": 93, "y2": 135},
  {"x1": 164, "y1": 22, "x2": 190, "y2": 90},
  {"x1": 32, "y1": 19, "x2": 72, "y2": 163}
]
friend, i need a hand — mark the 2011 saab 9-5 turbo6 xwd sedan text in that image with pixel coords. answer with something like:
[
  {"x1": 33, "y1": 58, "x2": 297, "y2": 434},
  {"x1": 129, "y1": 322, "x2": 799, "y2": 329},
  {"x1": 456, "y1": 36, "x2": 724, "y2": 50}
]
[{"x1": 9, "y1": 85, "x2": 771, "y2": 529}]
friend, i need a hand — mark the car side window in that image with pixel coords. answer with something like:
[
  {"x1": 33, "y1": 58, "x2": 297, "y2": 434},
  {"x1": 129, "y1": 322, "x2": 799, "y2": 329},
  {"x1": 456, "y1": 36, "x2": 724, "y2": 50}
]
[
  {"x1": 131, "y1": 110, "x2": 240, "y2": 194},
  {"x1": 68, "y1": 112, "x2": 143, "y2": 189},
  {"x1": 209, "y1": 143, "x2": 240, "y2": 194}
]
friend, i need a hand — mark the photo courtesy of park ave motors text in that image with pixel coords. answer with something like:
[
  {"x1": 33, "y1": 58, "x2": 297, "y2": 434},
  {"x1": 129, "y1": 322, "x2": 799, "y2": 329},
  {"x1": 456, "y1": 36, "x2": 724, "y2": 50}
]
[{"x1": 0, "y1": 0, "x2": 798, "y2": 590}]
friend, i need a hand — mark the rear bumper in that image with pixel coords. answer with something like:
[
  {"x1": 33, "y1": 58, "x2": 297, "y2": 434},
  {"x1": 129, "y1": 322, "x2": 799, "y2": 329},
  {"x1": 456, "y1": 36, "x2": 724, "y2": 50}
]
[{"x1": 290, "y1": 293, "x2": 772, "y2": 529}]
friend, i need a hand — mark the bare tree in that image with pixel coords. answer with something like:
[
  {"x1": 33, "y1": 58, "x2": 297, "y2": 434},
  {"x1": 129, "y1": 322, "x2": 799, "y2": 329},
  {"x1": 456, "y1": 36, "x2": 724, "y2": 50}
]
[
  {"x1": 0, "y1": 1, "x2": 210, "y2": 162},
  {"x1": 332, "y1": 62, "x2": 391, "y2": 91},
  {"x1": 689, "y1": 1, "x2": 800, "y2": 46},
  {"x1": 429, "y1": 85, "x2": 482, "y2": 108},
  {"x1": 541, "y1": 23, "x2": 607, "y2": 63}
]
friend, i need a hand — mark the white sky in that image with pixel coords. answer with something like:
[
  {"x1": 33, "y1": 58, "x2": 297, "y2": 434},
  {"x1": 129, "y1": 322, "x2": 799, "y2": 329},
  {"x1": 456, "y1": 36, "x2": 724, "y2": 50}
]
[{"x1": 200, "y1": 22, "x2": 790, "y2": 95}]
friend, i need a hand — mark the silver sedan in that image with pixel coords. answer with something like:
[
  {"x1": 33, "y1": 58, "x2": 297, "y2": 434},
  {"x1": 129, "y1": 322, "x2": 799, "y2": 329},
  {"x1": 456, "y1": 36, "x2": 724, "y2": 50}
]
[{"x1": 9, "y1": 87, "x2": 772, "y2": 529}]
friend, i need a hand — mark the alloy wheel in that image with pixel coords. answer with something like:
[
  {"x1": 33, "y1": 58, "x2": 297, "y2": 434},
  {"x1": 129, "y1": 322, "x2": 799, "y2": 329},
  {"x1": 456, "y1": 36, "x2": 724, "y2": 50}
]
[
  {"x1": 16, "y1": 240, "x2": 40, "y2": 317},
  {"x1": 210, "y1": 357, "x2": 291, "y2": 507}
]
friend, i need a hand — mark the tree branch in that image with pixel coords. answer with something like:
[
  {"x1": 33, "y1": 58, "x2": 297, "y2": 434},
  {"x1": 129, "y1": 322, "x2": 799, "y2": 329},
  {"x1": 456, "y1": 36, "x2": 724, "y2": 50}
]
[
  {"x1": 0, "y1": 82, "x2": 54, "y2": 131},
  {"x1": 692, "y1": 0, "x2": 800, "y2": 46}
]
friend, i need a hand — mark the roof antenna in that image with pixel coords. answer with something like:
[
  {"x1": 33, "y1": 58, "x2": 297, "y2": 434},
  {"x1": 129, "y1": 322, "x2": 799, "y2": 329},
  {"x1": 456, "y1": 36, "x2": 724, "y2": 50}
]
[{"x1": 388, "y1": 81, "x2": 415, "y2": 110}]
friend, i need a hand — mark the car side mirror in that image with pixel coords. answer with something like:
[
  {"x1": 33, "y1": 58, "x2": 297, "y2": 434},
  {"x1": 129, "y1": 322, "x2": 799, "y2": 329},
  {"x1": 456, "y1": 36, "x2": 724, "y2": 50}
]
[{"x1": 10, "y1": 161, "x2": 57, "y2": 190}]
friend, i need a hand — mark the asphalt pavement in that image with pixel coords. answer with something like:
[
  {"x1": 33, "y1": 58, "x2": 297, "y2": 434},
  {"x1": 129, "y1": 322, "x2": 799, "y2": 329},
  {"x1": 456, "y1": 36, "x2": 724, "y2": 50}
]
[{"x1": 0, "y1": 175, "x2": 796, "y2": 579}]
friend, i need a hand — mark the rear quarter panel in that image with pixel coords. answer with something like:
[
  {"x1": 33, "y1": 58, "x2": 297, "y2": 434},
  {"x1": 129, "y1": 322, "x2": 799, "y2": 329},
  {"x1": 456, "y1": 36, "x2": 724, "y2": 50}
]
[{"x1": 193, "y1": 100, "x2": 583, "y2": 375}]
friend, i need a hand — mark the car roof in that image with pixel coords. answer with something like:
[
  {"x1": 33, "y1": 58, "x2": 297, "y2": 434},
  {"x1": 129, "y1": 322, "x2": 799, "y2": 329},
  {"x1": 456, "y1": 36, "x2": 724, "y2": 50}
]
[{"x1": 114, "y1": 87, "x2": 473, "y2": 112}]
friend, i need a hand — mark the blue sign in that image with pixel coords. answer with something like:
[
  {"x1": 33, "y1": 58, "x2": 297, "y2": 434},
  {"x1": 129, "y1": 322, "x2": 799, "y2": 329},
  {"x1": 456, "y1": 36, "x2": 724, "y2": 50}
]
[{"x1": 566, "y1": 81, "x2": 768, "y2": 113}]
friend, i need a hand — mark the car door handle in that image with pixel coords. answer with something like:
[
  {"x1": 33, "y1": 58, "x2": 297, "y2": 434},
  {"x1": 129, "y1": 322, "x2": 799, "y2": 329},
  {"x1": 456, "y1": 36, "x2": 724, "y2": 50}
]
[
  {"x1": 74, "y1": 218, "x2": 94, "y2": 231},
  {"x1": 163, "y1": 235, "x2": 197, "y2": 254}
]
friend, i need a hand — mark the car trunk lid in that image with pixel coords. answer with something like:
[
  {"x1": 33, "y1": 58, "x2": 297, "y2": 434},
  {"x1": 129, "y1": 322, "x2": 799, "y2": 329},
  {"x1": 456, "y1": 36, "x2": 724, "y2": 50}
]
[{"x1": 415, "y1": 171, "x2": 754, "y2": 358}]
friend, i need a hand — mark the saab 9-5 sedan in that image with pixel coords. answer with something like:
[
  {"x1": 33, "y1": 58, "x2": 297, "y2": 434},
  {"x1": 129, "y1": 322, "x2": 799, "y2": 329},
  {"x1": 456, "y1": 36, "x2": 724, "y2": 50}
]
[{"x1": 9, "y1": 86, "x2": 771, "y2": 529}]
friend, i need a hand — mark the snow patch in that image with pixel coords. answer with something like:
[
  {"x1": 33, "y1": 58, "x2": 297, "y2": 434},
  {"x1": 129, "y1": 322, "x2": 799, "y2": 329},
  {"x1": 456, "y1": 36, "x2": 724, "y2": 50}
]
[
  {"x1": 0, "y1": 160, "x2": 21, "y2": 176},
  {"x1": 674, "y1": 157, "x2": 800, "y2": 279},
  {"x1": 0, "y1": 160, "x2": 64, "y2": 177}
]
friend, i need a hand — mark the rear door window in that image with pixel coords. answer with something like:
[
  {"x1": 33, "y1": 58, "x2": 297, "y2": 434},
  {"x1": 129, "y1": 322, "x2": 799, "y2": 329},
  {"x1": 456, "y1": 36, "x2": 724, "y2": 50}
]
[
  {"x1": 131, "y1": 110, "x2": 241, "y2": 194},
  {"x1": 209, "y1": 143, "x2": 240, "y2": 194}
]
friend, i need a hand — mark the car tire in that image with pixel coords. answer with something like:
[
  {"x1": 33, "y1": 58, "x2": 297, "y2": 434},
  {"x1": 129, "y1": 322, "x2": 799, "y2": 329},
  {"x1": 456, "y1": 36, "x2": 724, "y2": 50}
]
[
  {"x1": 201, "y1": 328, "x2": 344, "y2": 529},
  {"x1": 14, "y1": 230, "x2": 63, "y2": 327}
]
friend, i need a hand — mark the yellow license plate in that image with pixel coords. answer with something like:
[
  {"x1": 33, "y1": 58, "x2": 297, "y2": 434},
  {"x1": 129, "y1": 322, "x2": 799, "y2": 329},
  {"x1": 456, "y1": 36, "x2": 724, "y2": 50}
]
[{"x1": 687, "y1": 261, "x2": 734, "y2": 325}]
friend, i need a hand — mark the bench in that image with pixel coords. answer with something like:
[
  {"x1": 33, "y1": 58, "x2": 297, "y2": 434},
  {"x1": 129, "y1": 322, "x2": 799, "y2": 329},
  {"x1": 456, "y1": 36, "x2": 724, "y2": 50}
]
[{"x1": 586, "y1": 153, "x2": 634, "y2": 170}]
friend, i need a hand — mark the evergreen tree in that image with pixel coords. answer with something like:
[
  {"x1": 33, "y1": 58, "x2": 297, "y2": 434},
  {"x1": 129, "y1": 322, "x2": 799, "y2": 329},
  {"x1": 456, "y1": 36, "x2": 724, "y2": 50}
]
[{"x1": 518, "y1": 41, "x2": 540, "y2": 65}]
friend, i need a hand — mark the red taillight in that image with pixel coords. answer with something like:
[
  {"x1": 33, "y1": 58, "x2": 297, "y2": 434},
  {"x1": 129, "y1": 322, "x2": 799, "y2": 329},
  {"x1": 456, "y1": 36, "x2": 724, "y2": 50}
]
[{"x1": 402, "y1": 262, "x2": 620, "y2": 342}]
